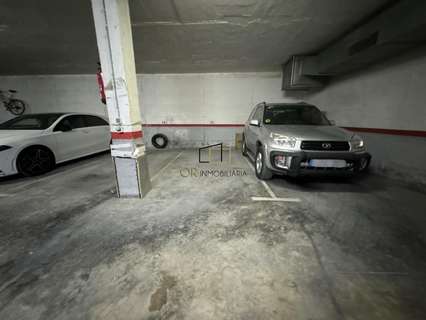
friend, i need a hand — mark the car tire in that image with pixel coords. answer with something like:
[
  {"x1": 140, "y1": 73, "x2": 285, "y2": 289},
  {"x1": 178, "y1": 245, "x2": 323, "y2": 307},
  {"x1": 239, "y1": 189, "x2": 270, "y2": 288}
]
[
  {"x1": 255, "y1": 147, "x2": 272, "y2": 180},
  {"x1": 242, "y1": 135, "x2": 248, "y2": 156},
  {"x1": 17, "y1": 146, "x2": 55, "y2": 177},
  {"x1": 151, "y1": 134, "x2": 169, "y2": 149}
]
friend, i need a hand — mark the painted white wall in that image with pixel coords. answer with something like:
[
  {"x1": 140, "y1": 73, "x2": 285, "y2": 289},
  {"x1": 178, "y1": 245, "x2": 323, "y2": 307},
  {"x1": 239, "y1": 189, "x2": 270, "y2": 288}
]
[
  {"x1": 0, "y1": 72, "x2": 300, "y2": 149},
  {"x1": 0, "y1": 75, "x2": 107, "y2": 123},
  {"x1": 306, "y1": 47, "x2": 426, "y2": 131},
  {"x1": 4, "y1": 57, "x2": 425, "y2": 131},
  {"x1": 138, "y1": 72, "x2": 302, "y2": 124},
  {"x1": 0, "y1": 72, "x2": 302, "y2": 125}
]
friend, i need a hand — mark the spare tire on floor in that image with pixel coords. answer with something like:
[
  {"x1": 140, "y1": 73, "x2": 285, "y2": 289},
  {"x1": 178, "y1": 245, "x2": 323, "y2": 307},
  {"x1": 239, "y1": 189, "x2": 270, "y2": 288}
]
[{"x1": 151, "y1": 134, "x2": 169, "y2": 149}]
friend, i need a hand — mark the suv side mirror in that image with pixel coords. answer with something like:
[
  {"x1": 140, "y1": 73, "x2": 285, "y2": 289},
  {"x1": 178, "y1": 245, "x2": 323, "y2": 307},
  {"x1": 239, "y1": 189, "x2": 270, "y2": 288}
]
[{"x1": 250, "y1": 119, "x2": 260, "y2": 127}]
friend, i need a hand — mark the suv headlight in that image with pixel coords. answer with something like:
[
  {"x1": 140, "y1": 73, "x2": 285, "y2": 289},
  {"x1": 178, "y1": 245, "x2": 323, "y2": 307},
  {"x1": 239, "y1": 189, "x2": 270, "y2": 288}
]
[
  {"x1": 0, "y1": 145, "x2": 12, "y2": 152},
  {"x1": 350, "y1": 135, "x2": 364, "y2": 151},
  {"x1": 270, "y1": 133, "x2": 297, "y2": 148}
]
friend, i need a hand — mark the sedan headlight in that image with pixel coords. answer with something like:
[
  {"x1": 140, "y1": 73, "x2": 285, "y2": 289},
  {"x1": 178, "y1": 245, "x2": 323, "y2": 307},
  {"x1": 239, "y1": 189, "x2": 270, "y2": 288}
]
[
  {"x1": 270, "y1": 133, "x2": 297, "y2": 148},
  {"x1": 0, "y1": 145, "x2": 12, "y2": 152},
  {"x1": 350, "y1": 135, "x2": 364, "y2": 151}
]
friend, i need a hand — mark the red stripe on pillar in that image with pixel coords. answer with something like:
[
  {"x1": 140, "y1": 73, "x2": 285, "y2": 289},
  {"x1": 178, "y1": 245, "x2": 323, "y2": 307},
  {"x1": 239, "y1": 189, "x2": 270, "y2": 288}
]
[{"x1": 111, "y1": 131, "x2": 143, "y2": 140}]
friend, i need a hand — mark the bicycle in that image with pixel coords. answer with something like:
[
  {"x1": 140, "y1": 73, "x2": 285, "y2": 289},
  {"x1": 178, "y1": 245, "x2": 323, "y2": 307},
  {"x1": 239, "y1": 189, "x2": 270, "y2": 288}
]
[{"x1": 0, "y1": 89, "x2": 26, "y2": 115}]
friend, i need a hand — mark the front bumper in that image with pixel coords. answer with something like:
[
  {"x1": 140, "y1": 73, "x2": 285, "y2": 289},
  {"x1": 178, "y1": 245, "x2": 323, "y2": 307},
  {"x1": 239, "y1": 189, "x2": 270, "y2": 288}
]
[
  {"x1": 0, "y1": 149, "x2": 18, "y2": 177},
  {"x1": 268, "y1": 150, "x2": 371, "y2": 177}
]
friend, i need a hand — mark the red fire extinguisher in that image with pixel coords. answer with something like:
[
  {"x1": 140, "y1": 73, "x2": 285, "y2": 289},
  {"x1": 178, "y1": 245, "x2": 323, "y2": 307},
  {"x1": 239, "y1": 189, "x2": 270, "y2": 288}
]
[{"x1": 97, "y1": 62, "x2": 106, "y2": 105}]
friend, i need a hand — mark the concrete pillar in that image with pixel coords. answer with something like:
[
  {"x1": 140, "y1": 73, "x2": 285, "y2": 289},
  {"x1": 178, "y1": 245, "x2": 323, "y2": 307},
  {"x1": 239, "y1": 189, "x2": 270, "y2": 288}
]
[{"x1": 91, "y1": 0, "x2": 151, "y2": 198}]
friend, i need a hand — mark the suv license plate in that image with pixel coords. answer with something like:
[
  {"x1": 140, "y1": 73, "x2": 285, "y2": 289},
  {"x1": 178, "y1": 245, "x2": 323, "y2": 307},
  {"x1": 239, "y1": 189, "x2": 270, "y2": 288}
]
[{"x1": 309, "y1": 159, "x2": 347, "y2": 168}]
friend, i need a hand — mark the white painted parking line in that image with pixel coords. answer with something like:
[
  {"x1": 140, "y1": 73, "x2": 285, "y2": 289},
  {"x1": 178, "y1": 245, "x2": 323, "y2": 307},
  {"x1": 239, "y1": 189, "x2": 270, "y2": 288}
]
[
  {"x1": 243, "y1": 154, "x2": 301, "y2": 203},
  {"x1": 251, "y1": 197, "x2": 301, "y2": 203},
  {"x1": 151, "y1": 151, "x2": 183, "y2": 182},
  {"x1": 261, "y1": 181, "x2": 277, "y2": 198}
]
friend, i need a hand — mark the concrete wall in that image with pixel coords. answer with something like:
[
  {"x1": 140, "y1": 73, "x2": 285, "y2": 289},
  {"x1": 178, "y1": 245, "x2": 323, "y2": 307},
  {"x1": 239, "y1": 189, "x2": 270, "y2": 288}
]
[
  {"x1": 2, "y1": 55, "x2": 426, "y2": 183},
  {"x1": 139, "y1": 72, "x2": 303, "y2": 147},
  {"x1": 0, "y1": 75, "x2": 108, "y2": 124},
  {"x1": 139, "y1": 73, "x2": 297, "y2": 124},
  {"x1": 0, "y1": 72, "x2": 302, "y2": 147},
  {"x1": 305, "y1": 47, "x2": 426, "y2": 184}
]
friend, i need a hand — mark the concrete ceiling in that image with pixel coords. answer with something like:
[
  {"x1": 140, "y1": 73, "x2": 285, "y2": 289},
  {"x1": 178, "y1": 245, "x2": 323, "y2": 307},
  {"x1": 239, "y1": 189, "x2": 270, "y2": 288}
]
[{"x1": 0, "y1": 0, "x2": 391, "y2": 75}]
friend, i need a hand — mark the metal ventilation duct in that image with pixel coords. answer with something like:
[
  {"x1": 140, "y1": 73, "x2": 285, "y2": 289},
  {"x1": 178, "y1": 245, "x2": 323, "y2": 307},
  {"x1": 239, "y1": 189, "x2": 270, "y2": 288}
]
[
  {"x1": 283, "y1": 0, "x2": 426, "y2": 90},
  {"x1": 281, "y1": 56, "x2": 324, "y2": 90},
  {"x1": 317, "y1": 0, "x2": 426, "y2": 75}
]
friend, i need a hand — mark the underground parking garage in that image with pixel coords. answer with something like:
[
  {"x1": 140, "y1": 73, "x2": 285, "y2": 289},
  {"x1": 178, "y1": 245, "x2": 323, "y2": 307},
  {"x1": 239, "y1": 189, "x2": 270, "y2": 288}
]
[{"x1": 1, "y1": 0, "x2": 426, "y2": 318}]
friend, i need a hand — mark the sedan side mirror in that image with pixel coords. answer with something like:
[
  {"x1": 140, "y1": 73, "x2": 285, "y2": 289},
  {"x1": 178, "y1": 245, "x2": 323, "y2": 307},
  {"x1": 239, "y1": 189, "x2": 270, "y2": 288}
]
[
  {"x1": 329, "y1": 120, "x2": 336, "y2": 126},
  {"x1": 250, "y1": 119, "x2": 260, "y2": 127}
]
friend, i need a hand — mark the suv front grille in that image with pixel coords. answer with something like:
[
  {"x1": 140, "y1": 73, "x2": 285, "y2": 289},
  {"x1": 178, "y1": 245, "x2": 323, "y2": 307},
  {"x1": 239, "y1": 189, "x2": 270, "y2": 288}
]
[{"x1": 301, "y1": 141, "x2": 350, "y2": 151}]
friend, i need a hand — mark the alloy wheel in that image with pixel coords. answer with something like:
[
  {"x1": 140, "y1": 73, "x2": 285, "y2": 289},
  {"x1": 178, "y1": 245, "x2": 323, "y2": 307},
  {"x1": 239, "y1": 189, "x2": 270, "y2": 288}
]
[
  {"x1": 19, "y1": 148, "x2": 53, "y2": 176},
  {"x1": 256, "y1": 152, "x2": 263, "y2": 173}
]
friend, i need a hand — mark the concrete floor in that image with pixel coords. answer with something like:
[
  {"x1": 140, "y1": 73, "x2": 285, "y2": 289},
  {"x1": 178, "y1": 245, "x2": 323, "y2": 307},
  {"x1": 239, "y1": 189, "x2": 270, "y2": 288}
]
[{"x1": 0, "y1": 149, "x2": 425, "y2": 320}]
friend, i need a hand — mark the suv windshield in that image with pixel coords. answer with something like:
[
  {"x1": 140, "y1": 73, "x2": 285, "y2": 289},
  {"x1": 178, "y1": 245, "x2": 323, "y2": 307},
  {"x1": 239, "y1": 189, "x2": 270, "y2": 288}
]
[
  {"x1": 0, "y1": 114, "x2": 64, "y2": 130},
  {"x1": 263, "y1": 104, "x2": 330, "y2": 126}
]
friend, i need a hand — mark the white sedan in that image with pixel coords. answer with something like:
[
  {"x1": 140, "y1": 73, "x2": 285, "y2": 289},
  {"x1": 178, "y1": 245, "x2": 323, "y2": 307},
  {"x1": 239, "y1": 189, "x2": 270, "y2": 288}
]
[{"x1": 0, "y1": 113, "x2": 111, "y2": 177}]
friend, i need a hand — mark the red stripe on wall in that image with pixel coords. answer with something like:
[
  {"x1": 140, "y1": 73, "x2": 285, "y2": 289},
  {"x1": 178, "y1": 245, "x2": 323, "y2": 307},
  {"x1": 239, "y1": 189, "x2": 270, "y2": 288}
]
[
  {"x1": 343, "y1": 127, "x2": 426, "y2": 137},
  {"x1": 142, "y1": 124, "x2": 426, "y2": 137},
  {"x1": 111, "y1": 131, "x2": 143, "y2": 140}
]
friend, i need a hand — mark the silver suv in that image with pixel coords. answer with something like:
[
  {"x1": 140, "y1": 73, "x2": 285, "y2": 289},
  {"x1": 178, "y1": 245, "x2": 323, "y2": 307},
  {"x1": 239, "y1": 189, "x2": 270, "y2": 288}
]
[{"x1": 242, "y1": 102, "x2": 371, "y2": 180}]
